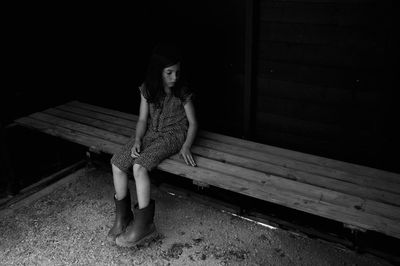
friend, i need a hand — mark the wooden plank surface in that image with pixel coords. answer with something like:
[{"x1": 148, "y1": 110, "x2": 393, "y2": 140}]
[
  {"x1": 14, "y1": 117, "x2": 122, "y2": 154},
  {"x1": 43, "y1": 107, "x2": 134, "y2": 136},
  {"x1": 36, "y1": 105, "x2": 400, "y2": 206},
  {"x1": 67, "y1": 101, "x2": 400, "y2": 185},
  {"x1": 14, "y1": 101, "x2": 400, "y2": 238},
  {"x1": 30, "y1": 112, "x2": 128, "y2": 145},
  {"x1": 160, "y1": 159, "x2": 400, "y2": 239},
  {"x1": 191, "y1": 146, "x2": 400, "y2": 206},
  {"x1": 59, "y1": 101, "x2": 400, "y2": 193},
  {"x1": 21, "y1": 105, "x2": 400, "y2": 213}
]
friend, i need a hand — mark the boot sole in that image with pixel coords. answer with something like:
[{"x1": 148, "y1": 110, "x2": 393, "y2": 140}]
[
  {"x1": 106, "y1": 221, "x2": 133, "y2": 244},
  {"x1": 115, "y1": 229, "x2": 157, "y2": 248}
]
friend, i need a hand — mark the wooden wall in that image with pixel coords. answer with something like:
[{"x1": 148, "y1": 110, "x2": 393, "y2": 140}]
[
  {"x1": 5, "y1": 1, "x2": 396, "y2": 171},
  {"x1": 253, "y1": 0, "x2": 394, "y2": 169}
]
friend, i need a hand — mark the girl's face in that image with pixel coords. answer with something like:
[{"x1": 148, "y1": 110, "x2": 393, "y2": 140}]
[{"x1": 162, "y1": 63, "x2": 180, "y2": 88}]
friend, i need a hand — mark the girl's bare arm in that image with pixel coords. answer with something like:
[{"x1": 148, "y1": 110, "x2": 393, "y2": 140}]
[
  {"x1": 132, "y1": 94, "x2": 149, "y2": 157},
  {"x1": 180, "y1": 100, "x2": 198, "y2": 166}
]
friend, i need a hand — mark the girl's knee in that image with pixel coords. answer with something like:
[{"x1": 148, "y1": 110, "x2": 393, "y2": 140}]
[
  {"x1": 133, "y1": 164, "x2": 147, "y2": 178},
  {"x1": 112, "y1": 163, "x2": 125, "y2": 176}
]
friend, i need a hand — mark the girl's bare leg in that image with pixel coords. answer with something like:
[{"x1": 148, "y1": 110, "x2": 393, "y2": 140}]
[
  {"x1": 112, "y1": 164, "x2": 129, "y2": 200},
  {"x1": 133, "y1": 164, "x2": 151, "y2": 209}
]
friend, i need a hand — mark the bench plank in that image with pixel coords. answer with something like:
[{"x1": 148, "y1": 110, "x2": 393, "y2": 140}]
[
  {"x1": 14, "y1": 101, "x2": 400, "y2": 239},
  {"x1": 56, "y1": 102, "x2": 400, "y2": 196},
  {"x1": 43, "y1": 105, "x2": 400, "y2": 205},
  {"x1": 30, "y1": 112, "x2": 129, "y2": 145},
  {"x1": 65, "y1": 101, "x2": 400, "y2": 189},
  {"x1": 196, "y1": 138, "x2": 400, "y2": 194},
  {"x1": 27, "y1": 110, "x2": 383, "y2": 214},
  {"x1": 58, "y1": 104, "x2": 135, "y2": 128},
  {"x1": 191, "y1": 146, "x2": 400, "y2": 206},
  {"x1": 20, "y1": 109, "x2": 400, "y2": 222},
  {"x1": 44, "y1": 108, "x2": 134, "y2": 136},
  {"x1": 68, "y1": 101, "x2": 400, "y2": 184},
  {"x1": 186, "y1": 155, "x2": 400, "y2": 222},
  {"x1": 15, "y1": 117, "x2": 121, "y2": 154},
  {"x1": 161, "y1": 159, "x2": 400, "y2": 239}
]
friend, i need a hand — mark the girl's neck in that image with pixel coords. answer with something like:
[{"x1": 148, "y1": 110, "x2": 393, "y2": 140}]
[{"x1": 164, "y1": 87, "x2": 172, "y2": 95}]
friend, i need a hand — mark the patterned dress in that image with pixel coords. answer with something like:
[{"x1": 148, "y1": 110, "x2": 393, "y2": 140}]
[{"x1": 111, "y1": 84, "x2": 192, "y2": 172}]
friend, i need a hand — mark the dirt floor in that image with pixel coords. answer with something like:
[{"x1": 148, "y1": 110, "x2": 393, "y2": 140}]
[{"x1": 0, "y1": 167, "x2": 394, "y2": 266}]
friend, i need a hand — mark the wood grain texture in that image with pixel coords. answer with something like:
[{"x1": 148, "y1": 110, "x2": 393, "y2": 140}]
[{"x1": 15, "y1": 101, "x2": 399, "y2": 238}]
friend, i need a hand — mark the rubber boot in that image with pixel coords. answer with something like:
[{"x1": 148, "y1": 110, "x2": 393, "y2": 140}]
[
  {"x1": 115, "y1": 199, "x2": 156, "y2": 247},
  {"x1": 107, "y1": 191, "x2": 134, "y2": 242}
]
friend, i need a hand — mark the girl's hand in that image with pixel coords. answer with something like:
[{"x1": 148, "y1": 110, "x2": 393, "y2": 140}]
[
  {"x1": 180, "y1": 145, "x2": 196, "y2": 167},
  {"x1": 131, "y1": 140, "x2": 142, "y2": 158}
]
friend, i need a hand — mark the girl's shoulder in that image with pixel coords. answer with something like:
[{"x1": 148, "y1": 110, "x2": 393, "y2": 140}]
[
  {"x1": 138, "y1": 82, "x2": 149, "y2": 99},
  {"x1": 177, "y1": 85, "x2": 194, "y2": 105},
  {"x1": 138, "y1": 82, "x2": 145, "y2": 93}
]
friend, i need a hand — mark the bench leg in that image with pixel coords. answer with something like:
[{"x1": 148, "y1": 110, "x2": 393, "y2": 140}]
[
  {"x1": 1, "y1": 123, "x2": 18, "y2": 196},
  {"x1": 193, "y1": 180, "x2": 210, "y2": 190},
  {"x1": 85, "y1": 151, "x2": 95, "y2": 171},
  {"x1": 85, "y1": 148, "x2": 103, "y2": 172},
  {"x1": 344, "y1": 224, "x2": 367, "y2": 253}
]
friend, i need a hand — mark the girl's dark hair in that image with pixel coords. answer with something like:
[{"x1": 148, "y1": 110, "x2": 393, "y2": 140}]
[{"x1": 143, "y1": 42, "x2": 189, "y2": 106}]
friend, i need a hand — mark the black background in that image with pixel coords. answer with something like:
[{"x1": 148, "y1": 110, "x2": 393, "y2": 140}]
[{"x1": 2, "y1": 1, "x2": 398, "y2": 172}]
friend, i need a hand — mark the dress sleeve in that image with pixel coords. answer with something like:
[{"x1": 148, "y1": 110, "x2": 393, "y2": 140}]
[
  {"x1": 138, "y1": 83, "x2": 149, "y2": 99},
  {"x1": 181, "y1": 86, "x2": 194, "y2": 106}
]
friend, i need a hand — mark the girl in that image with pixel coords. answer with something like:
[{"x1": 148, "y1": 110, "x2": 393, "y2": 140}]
[{"x1": 108, "y1": 43, "x2": 198, "y2": 247}]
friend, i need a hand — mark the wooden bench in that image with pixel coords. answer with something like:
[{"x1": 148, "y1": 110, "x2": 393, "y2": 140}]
[{"x1": 15, "y1": 101, "x2": 400, "y2": 239}]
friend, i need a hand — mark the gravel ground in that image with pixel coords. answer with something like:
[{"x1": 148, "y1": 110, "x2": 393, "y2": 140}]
[{"x1": 0, "y1": 167, "x2": 394, "y2": 266}]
